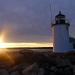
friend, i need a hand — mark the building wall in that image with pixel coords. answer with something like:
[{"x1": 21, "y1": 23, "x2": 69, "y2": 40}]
[{"x1": 52, "y1": 24, "x2": 71, "y2": 52}]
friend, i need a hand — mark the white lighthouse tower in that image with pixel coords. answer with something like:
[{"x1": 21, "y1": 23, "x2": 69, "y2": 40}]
[{"x1": 52, "y1": 11, "x2": 71, "y2": 53}]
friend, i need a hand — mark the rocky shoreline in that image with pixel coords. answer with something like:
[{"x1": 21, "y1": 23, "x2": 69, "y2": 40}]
[{"x1": 0, "y1": 50, "x2": 75, "y2": 75}]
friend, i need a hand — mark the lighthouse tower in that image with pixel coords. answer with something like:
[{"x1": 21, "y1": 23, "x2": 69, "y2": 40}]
[{"x1": 52, "y1": 11, "x2": 71, "y2": 53}]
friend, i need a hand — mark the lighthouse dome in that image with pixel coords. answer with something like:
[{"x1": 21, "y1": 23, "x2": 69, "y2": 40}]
[
  {"x1": 55, "y1": 11, "x2": 65, "y2": 18},
  {"x1": 55, "y1": 11, "x2": 66, "y2": 24},
  {"x1": 52, "y1": 11, "x2": 70, "y2": 27}
]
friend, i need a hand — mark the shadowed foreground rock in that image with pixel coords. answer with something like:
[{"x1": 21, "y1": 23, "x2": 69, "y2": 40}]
[{"x1": 0, "y1": 50, "x2": 75, "y2": 75}]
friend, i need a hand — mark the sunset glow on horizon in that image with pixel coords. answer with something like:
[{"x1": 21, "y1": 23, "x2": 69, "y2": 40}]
[
  {"x1": 0, "y1": 42, "x2": 53, "y2": 48},
  {"x1": 0, "y1": 28, "x2": 53, "y2": 48}
]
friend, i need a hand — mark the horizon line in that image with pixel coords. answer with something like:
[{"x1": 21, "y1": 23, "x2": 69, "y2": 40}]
[{"x1": 0, "y1": 42, "x2": 53, "y2": 48}]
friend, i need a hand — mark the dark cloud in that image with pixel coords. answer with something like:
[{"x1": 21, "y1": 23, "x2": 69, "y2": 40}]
[{"x1": 0, "y1": 0, "x2": 74, "y2": 42}]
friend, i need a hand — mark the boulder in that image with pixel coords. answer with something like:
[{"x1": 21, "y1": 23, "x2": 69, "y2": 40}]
[
  {"x1": 10, "y1": 71, "x2": 20, "y2": 75},
  {"x1": 0, "y1": 69, "x2": 9, "y2": 75}
]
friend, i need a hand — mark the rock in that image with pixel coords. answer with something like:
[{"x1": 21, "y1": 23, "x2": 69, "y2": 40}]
[
  {"x1": 49, "y1": 72, "x2": 56, "y2": 75},
  {"x1": 0, "y1": 69, "x2": 9, "y2": 75},
  {"x1": 50, "y1": 66, "x2": 57, "y2": 72},
  {"x1": 22, "y1": 63, "x2": 39, "y2": 75},
  {"x1": 10, "y1": 71, "x2": 20, "y2": 75},
  {"x1": 73, "y1": 65, "x2": 75, "y2": 75},
  {"x1": 63, "y1": 67, "x2": 73, "y2": 75},
  {"x1": 56, "y1": 59, "x2": 71, "y2": 68},
  {"x1": 38, "y1": 68, "x2": 44, "y2": 75}
]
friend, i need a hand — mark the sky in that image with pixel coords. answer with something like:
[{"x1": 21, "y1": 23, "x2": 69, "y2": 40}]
[{"x1": 0, "y1": 0, "x2": 75, "y2": 43}]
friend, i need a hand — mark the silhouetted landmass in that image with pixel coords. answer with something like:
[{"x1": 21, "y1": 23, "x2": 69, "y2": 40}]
[{"x1": 7, "y1": 47, "x2": 53, "y2": 49}]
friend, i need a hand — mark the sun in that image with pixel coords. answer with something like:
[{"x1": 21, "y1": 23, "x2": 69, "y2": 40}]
[
  {"x1": 0, "y1": 31, "x2": 9, "y2": 54},
  {"x1": 0, "y1": 31, "x2": 6, "y2": 48}
]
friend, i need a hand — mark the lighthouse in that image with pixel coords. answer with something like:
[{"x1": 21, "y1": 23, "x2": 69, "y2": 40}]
[{"x1": 52, "y1": 11, "x2": 71, "y2": 53}]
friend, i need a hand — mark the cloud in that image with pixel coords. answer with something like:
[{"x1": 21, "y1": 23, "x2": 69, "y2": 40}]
[{"x1": 0, "y1": 0, "x2": 74, "y2": 42}]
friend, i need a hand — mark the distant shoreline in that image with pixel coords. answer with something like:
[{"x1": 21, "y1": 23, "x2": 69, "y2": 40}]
[{"x1": 6, "y1": 47, "x2": 53, "y2": 49}]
